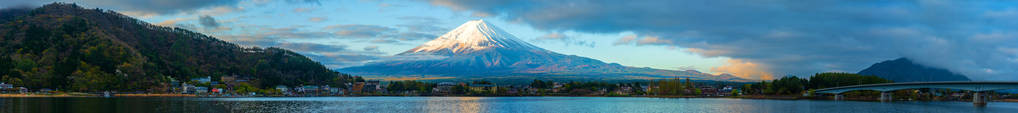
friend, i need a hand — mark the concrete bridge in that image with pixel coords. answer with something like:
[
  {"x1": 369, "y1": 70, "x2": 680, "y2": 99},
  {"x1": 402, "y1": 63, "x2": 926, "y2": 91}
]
[{"x1": 814, "y1": 81, "x2": 1018, "y2": 106}]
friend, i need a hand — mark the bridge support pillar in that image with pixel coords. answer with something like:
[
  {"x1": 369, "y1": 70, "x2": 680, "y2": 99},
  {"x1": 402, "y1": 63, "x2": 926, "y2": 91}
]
[
  {"x1": 834, "y1": 94, "x2": 843, "y2": 101},
  {"x1": 880, "y1": 92, "x2": 892, "y2": 102},
  {"x1": 973, "y1": 91, "x2": 987, "y2": 107}
]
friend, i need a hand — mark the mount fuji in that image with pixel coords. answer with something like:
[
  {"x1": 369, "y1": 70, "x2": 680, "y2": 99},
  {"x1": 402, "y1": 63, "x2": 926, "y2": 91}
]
[{"x1": 339, "y1": 20, "x2": 746, "y2": 81}]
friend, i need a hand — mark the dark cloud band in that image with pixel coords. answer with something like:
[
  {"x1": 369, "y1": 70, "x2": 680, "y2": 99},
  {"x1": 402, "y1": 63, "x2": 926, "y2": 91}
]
[{"x1": 428, "y1": 0, "x2": 1018, "y2": 80}]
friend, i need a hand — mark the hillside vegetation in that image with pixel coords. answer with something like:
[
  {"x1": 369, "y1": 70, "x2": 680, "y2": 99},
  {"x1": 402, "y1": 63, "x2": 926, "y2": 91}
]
[{"x1": 0, "y1": 3, "x2": 356, "y2": 92}]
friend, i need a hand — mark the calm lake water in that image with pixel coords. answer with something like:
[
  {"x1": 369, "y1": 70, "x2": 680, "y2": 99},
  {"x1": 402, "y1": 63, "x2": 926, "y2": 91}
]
[{"x1": 2, "y1": 97, "x2": 1016, "y2": 113}]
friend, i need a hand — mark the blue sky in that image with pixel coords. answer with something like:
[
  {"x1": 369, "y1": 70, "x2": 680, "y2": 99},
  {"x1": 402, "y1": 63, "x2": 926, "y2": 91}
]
[{"x1": 4, "y1": 0, "x2": 1018, "y2": 81}]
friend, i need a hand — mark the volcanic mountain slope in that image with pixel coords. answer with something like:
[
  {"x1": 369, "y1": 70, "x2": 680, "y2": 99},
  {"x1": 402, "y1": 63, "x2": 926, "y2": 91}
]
[{"x1": 340, "y1": 20, "x2": 745, "y2": 81}]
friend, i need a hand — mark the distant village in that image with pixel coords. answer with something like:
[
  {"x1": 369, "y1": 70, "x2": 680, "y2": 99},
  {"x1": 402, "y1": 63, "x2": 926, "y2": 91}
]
[
  {"x1": 1, "y1": 76, "x2": 743, "y2": 97},
  {"x1": 4, "y1": 75, "x2": 1013, "y2": 102},
  {"x1": 172, "y1": 76, "x2": 741, "y2": 97}
]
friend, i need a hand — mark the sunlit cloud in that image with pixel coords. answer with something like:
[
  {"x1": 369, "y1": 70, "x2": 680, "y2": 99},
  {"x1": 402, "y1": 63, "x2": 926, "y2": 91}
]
[
  {"x1": 293, "y1": 7, "x2": 313, "y2": 13},
  {"x1": 309, "y1": 17, "x2": 327, "y2": 22},
  {"x1": 711, "y1": 59, "x2": 774, "y2": 80},
  {"x1": 155, "y1": 17, "x2": 192, "y2": 26}
]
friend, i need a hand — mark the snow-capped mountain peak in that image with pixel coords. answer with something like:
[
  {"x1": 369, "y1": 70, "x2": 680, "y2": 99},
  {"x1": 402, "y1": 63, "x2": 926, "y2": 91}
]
[
  {"x1": 400, "y1": 19, "x2": 544, "y2": 55},
  {"x1": 340, "y1": 20, "x2": 748, "y2": 82}
]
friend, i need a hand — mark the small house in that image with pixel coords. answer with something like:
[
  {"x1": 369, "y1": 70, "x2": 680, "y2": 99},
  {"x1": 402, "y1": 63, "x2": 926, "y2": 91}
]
[
  {"x1": 435, "y1": 82, "x2": 457, "y2": 93},
  {"x1": 275, "y1": 85, "x2": 289, "y2": 92},
  {"x1": 191, "y1": 76, "x2": 212, "y2": 84},
  {"x1": 195, "y1": 87, "x2": 209, "y2": 94},
  {"x1": 469, "y1": 84, "x2": 497, "y2": 93},
  {"x1": 0, "y1": 82, "x2": 14, "y2": 89}
]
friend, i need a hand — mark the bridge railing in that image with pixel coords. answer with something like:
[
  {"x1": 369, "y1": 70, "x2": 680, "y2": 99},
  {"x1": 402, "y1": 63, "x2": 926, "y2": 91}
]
[{"x1": 814, "y1": 81, "x2": 1018, "y2": 94}]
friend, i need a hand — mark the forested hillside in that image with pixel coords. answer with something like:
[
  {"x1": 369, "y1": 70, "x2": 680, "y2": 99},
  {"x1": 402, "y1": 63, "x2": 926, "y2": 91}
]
[
  {"x1": 858, "y1": 58, "x2": 971, "y2": 82},
  {"x1": 0, "y1": 3, "x2": 356, "y2": 92}
]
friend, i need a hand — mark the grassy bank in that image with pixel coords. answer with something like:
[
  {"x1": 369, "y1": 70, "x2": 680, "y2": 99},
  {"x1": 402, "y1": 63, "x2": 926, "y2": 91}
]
[
  {"x1": 115, "y1": 94, "x2": 196, "y2": 97},
  {"x1": 1, "y1": 93, "x2": 196, "y2": 97},
  {"x1": 0, "y1": 93, "x2": 93, "y2": 97}
]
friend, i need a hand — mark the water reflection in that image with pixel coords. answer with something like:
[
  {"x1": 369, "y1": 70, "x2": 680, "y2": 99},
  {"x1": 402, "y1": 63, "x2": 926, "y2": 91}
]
[
  {"x1": 424, "y1": 97, "x2": 484, "y2": 113},
  {"x1": 4, "y1": 97, "x2": 1018, "y2": 113}
]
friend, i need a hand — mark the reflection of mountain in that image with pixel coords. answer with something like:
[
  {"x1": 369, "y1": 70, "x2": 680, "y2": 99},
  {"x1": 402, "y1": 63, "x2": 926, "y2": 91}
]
[
  {"x1": 858, "y1": 58, "x2": 971, "y2": 82},
  {"x1": 339, "y1": 20, "x2": 745, "y2": 81}
]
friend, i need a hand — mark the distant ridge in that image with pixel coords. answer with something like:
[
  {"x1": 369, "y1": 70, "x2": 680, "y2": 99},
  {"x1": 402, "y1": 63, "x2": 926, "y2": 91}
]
[
  {"x1": 340, "y1": 20, "x2": 746, "y2": 81},
  {"x1": 858, "y1": 58, "x2": 970, "y2": 82}
]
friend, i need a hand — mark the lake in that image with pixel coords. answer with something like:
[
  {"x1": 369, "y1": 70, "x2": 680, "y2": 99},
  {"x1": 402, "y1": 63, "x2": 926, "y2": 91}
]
[{"x1": 2, "y1": 97, "x2": 1016, "y2": 113}]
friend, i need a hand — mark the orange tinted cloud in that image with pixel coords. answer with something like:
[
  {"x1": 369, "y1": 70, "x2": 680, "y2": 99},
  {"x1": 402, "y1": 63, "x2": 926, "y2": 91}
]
[{"x1": 711, "y1": 59, "x2": 774, "y2": 80}]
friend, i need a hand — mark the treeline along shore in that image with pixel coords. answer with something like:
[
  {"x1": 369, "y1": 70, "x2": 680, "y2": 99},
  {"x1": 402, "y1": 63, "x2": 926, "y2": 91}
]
[{"x1": 3, "y1": 72, "x2": 1017, "y2": 103}]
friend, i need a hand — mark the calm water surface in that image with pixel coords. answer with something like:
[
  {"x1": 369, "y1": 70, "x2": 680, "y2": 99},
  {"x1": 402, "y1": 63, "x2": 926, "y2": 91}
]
[{"x1": 2, "y1": 97, "x2": 1016, "y2": 113}]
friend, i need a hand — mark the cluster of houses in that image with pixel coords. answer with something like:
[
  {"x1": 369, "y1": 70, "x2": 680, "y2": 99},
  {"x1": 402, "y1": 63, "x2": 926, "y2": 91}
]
[
  {"x1": 167, "y1": 75, "x2": 390, "y2": 96},
  {"x1": 4, "y1": 77, "x2": 737, "y2": 97},
  {"x1": 0, "y1": 82, "x2": 28, "y2": 93},
  {"x1": 426, "y1": 81, "x2": 737, "y2": 96},
  {"x1": 258, "y1": 81, "x2": 395, "y2": 96},
  {"x1": 271, "y1": 81, "x2": 384, "y2": 96},
  {"x1": 429, "y1": 82, "x2": 500, "y2": 94},
  {"x1": 170, "y1": 76, "x2": 262, "y2": 96},
  {"x1": 0, "y1": 82, "x2": 60, "y2": 94},
  {"x1": 698, "y1": 86, "x2": 736, "y2": 96}
]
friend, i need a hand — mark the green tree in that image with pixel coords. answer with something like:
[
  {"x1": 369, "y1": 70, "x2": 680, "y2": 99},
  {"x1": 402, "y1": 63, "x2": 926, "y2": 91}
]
[
  {"x1": 451, "y1": 85, "x2": 468, "y2": 95},
  {"x1": 530, "y1": 79, "x2": 549, "y2": 89},
  {"x1": 234, "y1": 83, "x2": 258, "y2": 94},
  {"x1": 741, "y1": 84, "x2": 755, "y2": 95},
  {"x1": 770, "y1": 76, "x2": 807, "y2": 95},
  {"x1": 808, "y1": 72, "x2": 891, "y2": 89},
  {"x1": 761, "y1": 81, "x2": 774, "y2": 95},
  {"x1": 69, "y1": 62, "x2": 121, "y2": 92}
]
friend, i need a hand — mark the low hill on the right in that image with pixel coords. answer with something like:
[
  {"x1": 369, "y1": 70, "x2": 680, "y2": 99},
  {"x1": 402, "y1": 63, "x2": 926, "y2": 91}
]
[{"x1": 858, "y1": 58, "x2": 971, "y2": 82}]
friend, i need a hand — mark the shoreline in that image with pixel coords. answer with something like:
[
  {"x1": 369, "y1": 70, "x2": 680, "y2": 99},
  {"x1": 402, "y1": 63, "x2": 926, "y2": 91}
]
[
  {"x1": 115, "y1": 94, "x2": 197, "y2": 97},
  {"x1": 0, "y1": 94, "x2": 93, "y2": 98},
  {"x1": 3, "y1": 93, "x2": 1013, "y2": 102},
  {"x1": 0, "y1": 93, "x2": 196, "y2": 97},
  {"x1": 1, "y1": 93, "x2": 1018, "y2": 102}
]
